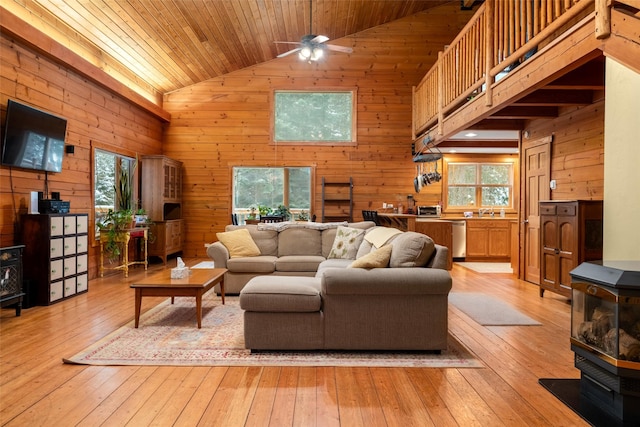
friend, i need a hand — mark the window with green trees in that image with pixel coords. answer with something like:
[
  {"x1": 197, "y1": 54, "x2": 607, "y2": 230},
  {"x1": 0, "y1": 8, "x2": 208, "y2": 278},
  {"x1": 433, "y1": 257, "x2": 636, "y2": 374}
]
[
  {"x1": 233, "y1": 166, "x2": 312, "y2": 217},
  {"x1": 273, "y1": 90, "x2": 355, "y2": 143},
  {"x1": 447, "y1": 162, "x2": 513, "y2": 209},
  {"x1": 94, "y1": 148, "x2": 135, "y2": 236}
]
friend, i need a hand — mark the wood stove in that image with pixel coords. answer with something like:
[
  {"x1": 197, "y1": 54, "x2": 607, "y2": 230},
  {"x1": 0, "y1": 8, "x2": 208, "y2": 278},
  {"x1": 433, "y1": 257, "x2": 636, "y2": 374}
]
[{"x1": 569, "y1": 261, "x2": 640, "y2": 423}]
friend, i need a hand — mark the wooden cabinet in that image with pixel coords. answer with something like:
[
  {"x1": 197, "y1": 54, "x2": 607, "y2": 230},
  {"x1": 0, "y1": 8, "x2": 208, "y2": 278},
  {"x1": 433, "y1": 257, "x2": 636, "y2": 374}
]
[
  {"x1": 415, "y1": 220, "x2": 453, "y2": 269},
  {"x1": 142, "y1": 155, "x2": 183, "y2": 263},
  {"x1": 465, "y1": 219, "x2": 511, "y2": 261},
  {"x1": 20, "y1": 214, "x2": 89, "y2": 305},
  {"x1": 539, "y1": 200, "x2": 603, "y2": 298},
  {"x1": 148, "y1": 219, "x2": 184, "y2": 264},
  {"x1": 321, "y1": 177, "x2": 353, "y2": 222}
]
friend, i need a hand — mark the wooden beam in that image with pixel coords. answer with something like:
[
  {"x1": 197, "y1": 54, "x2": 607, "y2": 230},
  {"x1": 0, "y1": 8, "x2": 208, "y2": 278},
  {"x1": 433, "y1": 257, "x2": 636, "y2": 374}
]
[
  {"x1": 513, "y1": 89, "x2": 595, "y2": 106},
  {"x1": 487, "y1": 106, "x2": 559, "y2": 119},
  {"x1": 0, "y1": 6, "x2": 171, "y2": 123}
]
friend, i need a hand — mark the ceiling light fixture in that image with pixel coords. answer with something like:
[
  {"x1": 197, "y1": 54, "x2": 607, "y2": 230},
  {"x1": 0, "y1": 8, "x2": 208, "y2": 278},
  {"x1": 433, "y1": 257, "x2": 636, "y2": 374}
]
[
  {"x1": 464, "y1": 132, "x2": 478, "y2": 137},
  {"x1": 299, "y1": 45, "x2": 324, "y2": 62}
]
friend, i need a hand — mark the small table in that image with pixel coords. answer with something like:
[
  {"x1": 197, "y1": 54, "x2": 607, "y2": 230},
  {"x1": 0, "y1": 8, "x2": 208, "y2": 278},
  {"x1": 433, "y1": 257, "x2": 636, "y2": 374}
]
[
  {"x1": 130, "y1": 268, "x2": 227, "y2": 328},
  {"x1": 99, "y1": 227, "x2": 148, "y2": 278}
]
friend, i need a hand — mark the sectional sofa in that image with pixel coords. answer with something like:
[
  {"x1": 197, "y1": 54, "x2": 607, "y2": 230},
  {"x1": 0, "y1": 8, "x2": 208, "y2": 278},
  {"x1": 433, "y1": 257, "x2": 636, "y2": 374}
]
[{"x1": 207, "y1": 221, "x2": 452, "y2": 351}]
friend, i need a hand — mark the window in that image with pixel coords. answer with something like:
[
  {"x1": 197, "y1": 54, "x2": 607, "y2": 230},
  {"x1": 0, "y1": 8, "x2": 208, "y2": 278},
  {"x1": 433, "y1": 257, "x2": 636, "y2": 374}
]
[
  {"x1": 445, "y1": 161, "x2": 514, "y2": 210},
  {"x1": 93, "y1": 148, "x2": 136, "y2": 237},
  {"x1": 232, "y1": 166, "x2": 312, "y2": 219},
  {"x1": 273, "y1": 90, "x2": 356, "y2": 143}
]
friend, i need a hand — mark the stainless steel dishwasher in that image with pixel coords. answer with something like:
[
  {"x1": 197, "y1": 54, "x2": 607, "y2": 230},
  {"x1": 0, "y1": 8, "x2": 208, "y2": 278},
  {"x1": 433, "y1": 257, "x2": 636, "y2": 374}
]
[{"x1": 451, "y1": 220, "x2": 466, "y2": 259}]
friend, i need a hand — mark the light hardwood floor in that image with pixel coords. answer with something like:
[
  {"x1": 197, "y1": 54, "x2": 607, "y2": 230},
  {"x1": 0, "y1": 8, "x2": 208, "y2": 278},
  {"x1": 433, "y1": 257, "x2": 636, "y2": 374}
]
[{"x1": 0, "y1": 260, "x2": 586, "y2": 426}]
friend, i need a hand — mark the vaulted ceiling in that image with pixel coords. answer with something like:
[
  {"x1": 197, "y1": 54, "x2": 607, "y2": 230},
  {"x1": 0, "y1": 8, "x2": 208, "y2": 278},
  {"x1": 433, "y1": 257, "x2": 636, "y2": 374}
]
[{"x1": 3, "y1": 0, "x2": 458, "y2": 102}]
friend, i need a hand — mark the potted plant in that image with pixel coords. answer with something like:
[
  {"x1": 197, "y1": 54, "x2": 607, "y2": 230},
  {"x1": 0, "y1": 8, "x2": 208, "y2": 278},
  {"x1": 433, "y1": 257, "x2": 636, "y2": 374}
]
[
  {"x1": 134, "y1": 207, "x2": 148, "y2": 226},
  {"x1": 257, "y1": 205, "x2": 272, "y2": 218},
  {"x1": 247, "y1": 207, "x2": 257, "y2": 220},
  {"x1": 273, "y1": 204, "x2": 291, "y2": 220},
  {"x1": 297, "y1": 210, "x2": 309, "y2": 221},
  {"x1": 97, "y1": 208, "x2": 134, "y2": 259}
]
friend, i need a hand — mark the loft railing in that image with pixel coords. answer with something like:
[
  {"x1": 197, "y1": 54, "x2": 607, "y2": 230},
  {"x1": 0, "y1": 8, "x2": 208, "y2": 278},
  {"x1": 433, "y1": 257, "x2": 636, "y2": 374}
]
[{"x1": 412, "y1": 0, "x2": 609, "y2": 145}]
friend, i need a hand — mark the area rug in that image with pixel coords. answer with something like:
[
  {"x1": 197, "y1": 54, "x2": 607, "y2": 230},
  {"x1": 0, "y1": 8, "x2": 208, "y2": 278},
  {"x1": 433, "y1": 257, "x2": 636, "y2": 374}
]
[
  {"x1": 449, "y1": 292, "x2": 541, "y2": 326},
  {"x1": 64, "y1": 296, "x2": 482, "y2": 367},
  {"x1": 456, "y1": 262, "x2": 513, "y2": 274}
]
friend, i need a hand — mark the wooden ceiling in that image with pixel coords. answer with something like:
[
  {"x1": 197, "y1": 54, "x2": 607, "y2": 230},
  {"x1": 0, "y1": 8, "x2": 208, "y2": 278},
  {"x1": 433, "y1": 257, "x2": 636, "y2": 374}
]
[{"x1": 4, "y1": 0, "x2": 455, "y2": 101}]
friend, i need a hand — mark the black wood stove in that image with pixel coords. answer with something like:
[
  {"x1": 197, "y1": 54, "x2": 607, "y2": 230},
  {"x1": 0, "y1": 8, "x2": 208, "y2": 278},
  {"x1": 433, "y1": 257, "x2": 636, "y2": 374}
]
[{"x1": 568, "y1": 261, "x2": 640, "y2": 424}]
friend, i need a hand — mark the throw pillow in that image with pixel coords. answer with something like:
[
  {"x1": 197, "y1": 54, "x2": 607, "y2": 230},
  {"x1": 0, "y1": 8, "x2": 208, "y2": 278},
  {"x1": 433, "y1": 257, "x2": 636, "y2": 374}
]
[
  {"x1": 328, "y1": 226, "x2": 366, "y2": 260},
  {"x1": 389, "y1": 232, "x2": 435, "y2": 267},
  {"x1": 348, "y1": 244, "x2": 392, "y2": 268},
  {"x1": 216, "y1": 228, "x2": 261, "y2": 258}
]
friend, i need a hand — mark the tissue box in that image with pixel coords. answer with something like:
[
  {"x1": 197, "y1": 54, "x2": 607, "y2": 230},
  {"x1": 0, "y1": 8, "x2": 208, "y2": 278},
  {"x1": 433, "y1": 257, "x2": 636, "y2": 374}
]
[{"x1": 171, "y1": 267, "x2": 189, "y2": 279}]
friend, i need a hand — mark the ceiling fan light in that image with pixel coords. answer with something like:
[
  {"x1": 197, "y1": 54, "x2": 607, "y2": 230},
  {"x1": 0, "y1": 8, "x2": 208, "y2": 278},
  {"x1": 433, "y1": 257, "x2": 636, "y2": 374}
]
[
  {"x1": 311, "y1": 47, "x2": 323, "y2": 61},
  {"x1": 299, "y1": 46, "x2": 312, "y2": 60}
]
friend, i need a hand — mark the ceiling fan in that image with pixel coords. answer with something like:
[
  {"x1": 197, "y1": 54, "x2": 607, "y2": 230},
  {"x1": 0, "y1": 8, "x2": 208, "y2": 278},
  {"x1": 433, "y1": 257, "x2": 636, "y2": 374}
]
[{"x1": 274, "y1": 0, "x2": 353, "y2": 62}]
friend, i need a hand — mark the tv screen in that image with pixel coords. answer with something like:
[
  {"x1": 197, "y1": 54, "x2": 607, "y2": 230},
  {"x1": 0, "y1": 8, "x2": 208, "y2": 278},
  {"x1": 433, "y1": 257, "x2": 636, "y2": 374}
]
[{"x1": 1, "y1": 100, "x2": 67, "y2": 173}]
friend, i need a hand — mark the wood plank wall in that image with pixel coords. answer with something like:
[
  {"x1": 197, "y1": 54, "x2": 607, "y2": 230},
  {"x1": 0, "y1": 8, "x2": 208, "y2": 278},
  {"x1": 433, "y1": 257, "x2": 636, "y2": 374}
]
[
  {"x1": 525, "y1": 100, "x2": 605, "y2": 200},
  {"x1": 163, "y1": 4, "x2": 473, "y2": 257},
  {"x1": 0, "y1": 33, "x2": 164, "y2": 278}
]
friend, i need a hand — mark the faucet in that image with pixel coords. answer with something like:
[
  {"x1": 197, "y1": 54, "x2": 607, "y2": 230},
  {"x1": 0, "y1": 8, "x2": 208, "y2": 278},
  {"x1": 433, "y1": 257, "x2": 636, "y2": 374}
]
[{"x1": 478, "y1": 207, "x2": 494, "y2": 218}]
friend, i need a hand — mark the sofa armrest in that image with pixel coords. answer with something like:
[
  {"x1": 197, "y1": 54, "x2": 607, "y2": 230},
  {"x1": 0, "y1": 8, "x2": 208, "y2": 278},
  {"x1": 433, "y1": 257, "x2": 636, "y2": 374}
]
[
  {"x1": 320, "y1": 267, "x2": 452, "y2": 296},
  {"x1": 206, "y1": 242, "x2": 229, "y2": 269},
  {"x1": 427, "y1": 244, "x2": 449, "y2": 270}
]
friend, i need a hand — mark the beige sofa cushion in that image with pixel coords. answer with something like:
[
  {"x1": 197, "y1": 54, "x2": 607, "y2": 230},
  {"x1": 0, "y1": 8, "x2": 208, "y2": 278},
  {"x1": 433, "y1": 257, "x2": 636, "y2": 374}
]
[
  {"x1": 389, "y1": 232, "x2": 435, "y2": 267},
  {"x1": 278, "y1": 228, "x2": 322, "y2": 256},
  {"x1": 276, "y1": 255, "x2": 326, "y2": 272},
  {"x1": 227, "y1": 256, "x2": 277, "y2": 273},
  {"x1": 240, "y1": 276, "x2": 322, "y2": 312}
]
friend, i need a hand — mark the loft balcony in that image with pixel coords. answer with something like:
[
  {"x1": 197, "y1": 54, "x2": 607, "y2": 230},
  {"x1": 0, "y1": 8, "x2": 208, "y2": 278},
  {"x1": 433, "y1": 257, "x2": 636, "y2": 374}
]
[{"x1": 412, "y1": 0, "x2": 640, "y2": 152}]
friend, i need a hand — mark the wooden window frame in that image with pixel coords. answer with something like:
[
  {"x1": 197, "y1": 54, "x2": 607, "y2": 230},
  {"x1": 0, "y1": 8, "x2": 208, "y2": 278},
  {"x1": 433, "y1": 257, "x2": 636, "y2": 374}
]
[
  {"x1": 443, "y1": 154, "x2": 519, "y2": 215},
  {"x1": 271, "y1": 88, "x2": 357, "y2": 145}
]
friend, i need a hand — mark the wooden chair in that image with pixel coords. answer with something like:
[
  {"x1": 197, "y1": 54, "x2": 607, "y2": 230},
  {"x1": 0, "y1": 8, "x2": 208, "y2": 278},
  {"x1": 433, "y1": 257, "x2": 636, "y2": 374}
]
[{"x1": 362, "y1": 210, "x2": 380, "y2": 225}]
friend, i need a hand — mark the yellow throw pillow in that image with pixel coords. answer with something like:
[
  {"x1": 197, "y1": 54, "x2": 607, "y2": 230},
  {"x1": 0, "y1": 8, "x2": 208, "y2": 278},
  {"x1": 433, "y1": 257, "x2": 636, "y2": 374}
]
[
  {"x1": 216, "y1": 228, "x2": 261, "y2": 258},
  {"x1": 348, "y1": 244, "x2": 393, "y2": 268}
]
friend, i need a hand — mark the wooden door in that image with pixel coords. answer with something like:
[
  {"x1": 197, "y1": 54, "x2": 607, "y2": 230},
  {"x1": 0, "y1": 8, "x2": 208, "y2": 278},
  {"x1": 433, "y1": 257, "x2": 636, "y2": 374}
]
[{"x1": 522, "y1": 136, "x2": 551, "y2": 285}]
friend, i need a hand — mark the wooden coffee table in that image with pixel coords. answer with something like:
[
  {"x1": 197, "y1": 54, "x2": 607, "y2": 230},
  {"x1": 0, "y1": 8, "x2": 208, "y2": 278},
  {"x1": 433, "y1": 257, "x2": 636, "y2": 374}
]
[{"x1": 130, "y1": 268, "x2": 227, "y2": 328}]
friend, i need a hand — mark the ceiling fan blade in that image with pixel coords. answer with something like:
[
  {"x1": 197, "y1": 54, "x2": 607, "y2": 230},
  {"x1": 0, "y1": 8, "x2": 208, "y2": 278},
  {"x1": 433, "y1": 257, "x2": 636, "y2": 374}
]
[
  {"x1": 325, "y1": 44, "x2": 353, "y2": 54},
  {"x1": 311, "y1": 35, "x2": 329, "y2": 44},
  {"x1": 277, "y1": 47, "x2": 302, "y2": 58},
  {"x1": 274, "y1": 41, "x2": 302, "y2": 46}
]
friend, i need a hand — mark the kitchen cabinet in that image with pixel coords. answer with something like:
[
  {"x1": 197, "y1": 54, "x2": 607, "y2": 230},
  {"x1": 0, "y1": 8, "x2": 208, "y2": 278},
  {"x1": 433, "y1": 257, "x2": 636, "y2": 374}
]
[
  {"x1": 539, "y1": 200, "x2": 603, "y2": 298},
  {"x1": 415, "y1": 220, "x2": 453, "y2": 269},
  {"x1": 142, "y1": 155, "x2": 183, "y2": 263},
  {"x1": 20, "y1": 214, "x2": 89, "y2": 305},
  {"x1": 465, "y1": 219, "x2": 511, "y2": 261}
]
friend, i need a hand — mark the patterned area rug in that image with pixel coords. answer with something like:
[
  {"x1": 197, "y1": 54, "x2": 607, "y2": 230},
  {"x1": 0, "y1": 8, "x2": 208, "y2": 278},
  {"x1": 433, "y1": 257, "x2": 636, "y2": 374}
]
[{"x1": 64, "y1": 296, "x2": 481, "y2": 368}]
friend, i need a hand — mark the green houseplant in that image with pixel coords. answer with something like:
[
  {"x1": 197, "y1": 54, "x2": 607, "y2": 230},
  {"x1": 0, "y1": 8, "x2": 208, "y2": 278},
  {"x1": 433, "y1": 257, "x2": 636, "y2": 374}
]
[
  {"x1": 97, "y1": 208, "x2": 134, "y2": 259},
  {"x1": 273, "y1": 204, "x2": 291, "y2": 220}
]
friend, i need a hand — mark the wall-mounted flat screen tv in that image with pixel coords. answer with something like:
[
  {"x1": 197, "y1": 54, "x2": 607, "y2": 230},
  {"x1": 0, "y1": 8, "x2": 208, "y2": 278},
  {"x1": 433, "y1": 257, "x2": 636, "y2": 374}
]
[{"x1": 1, "y1": 99, "x2": 67, "y2": 173}]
